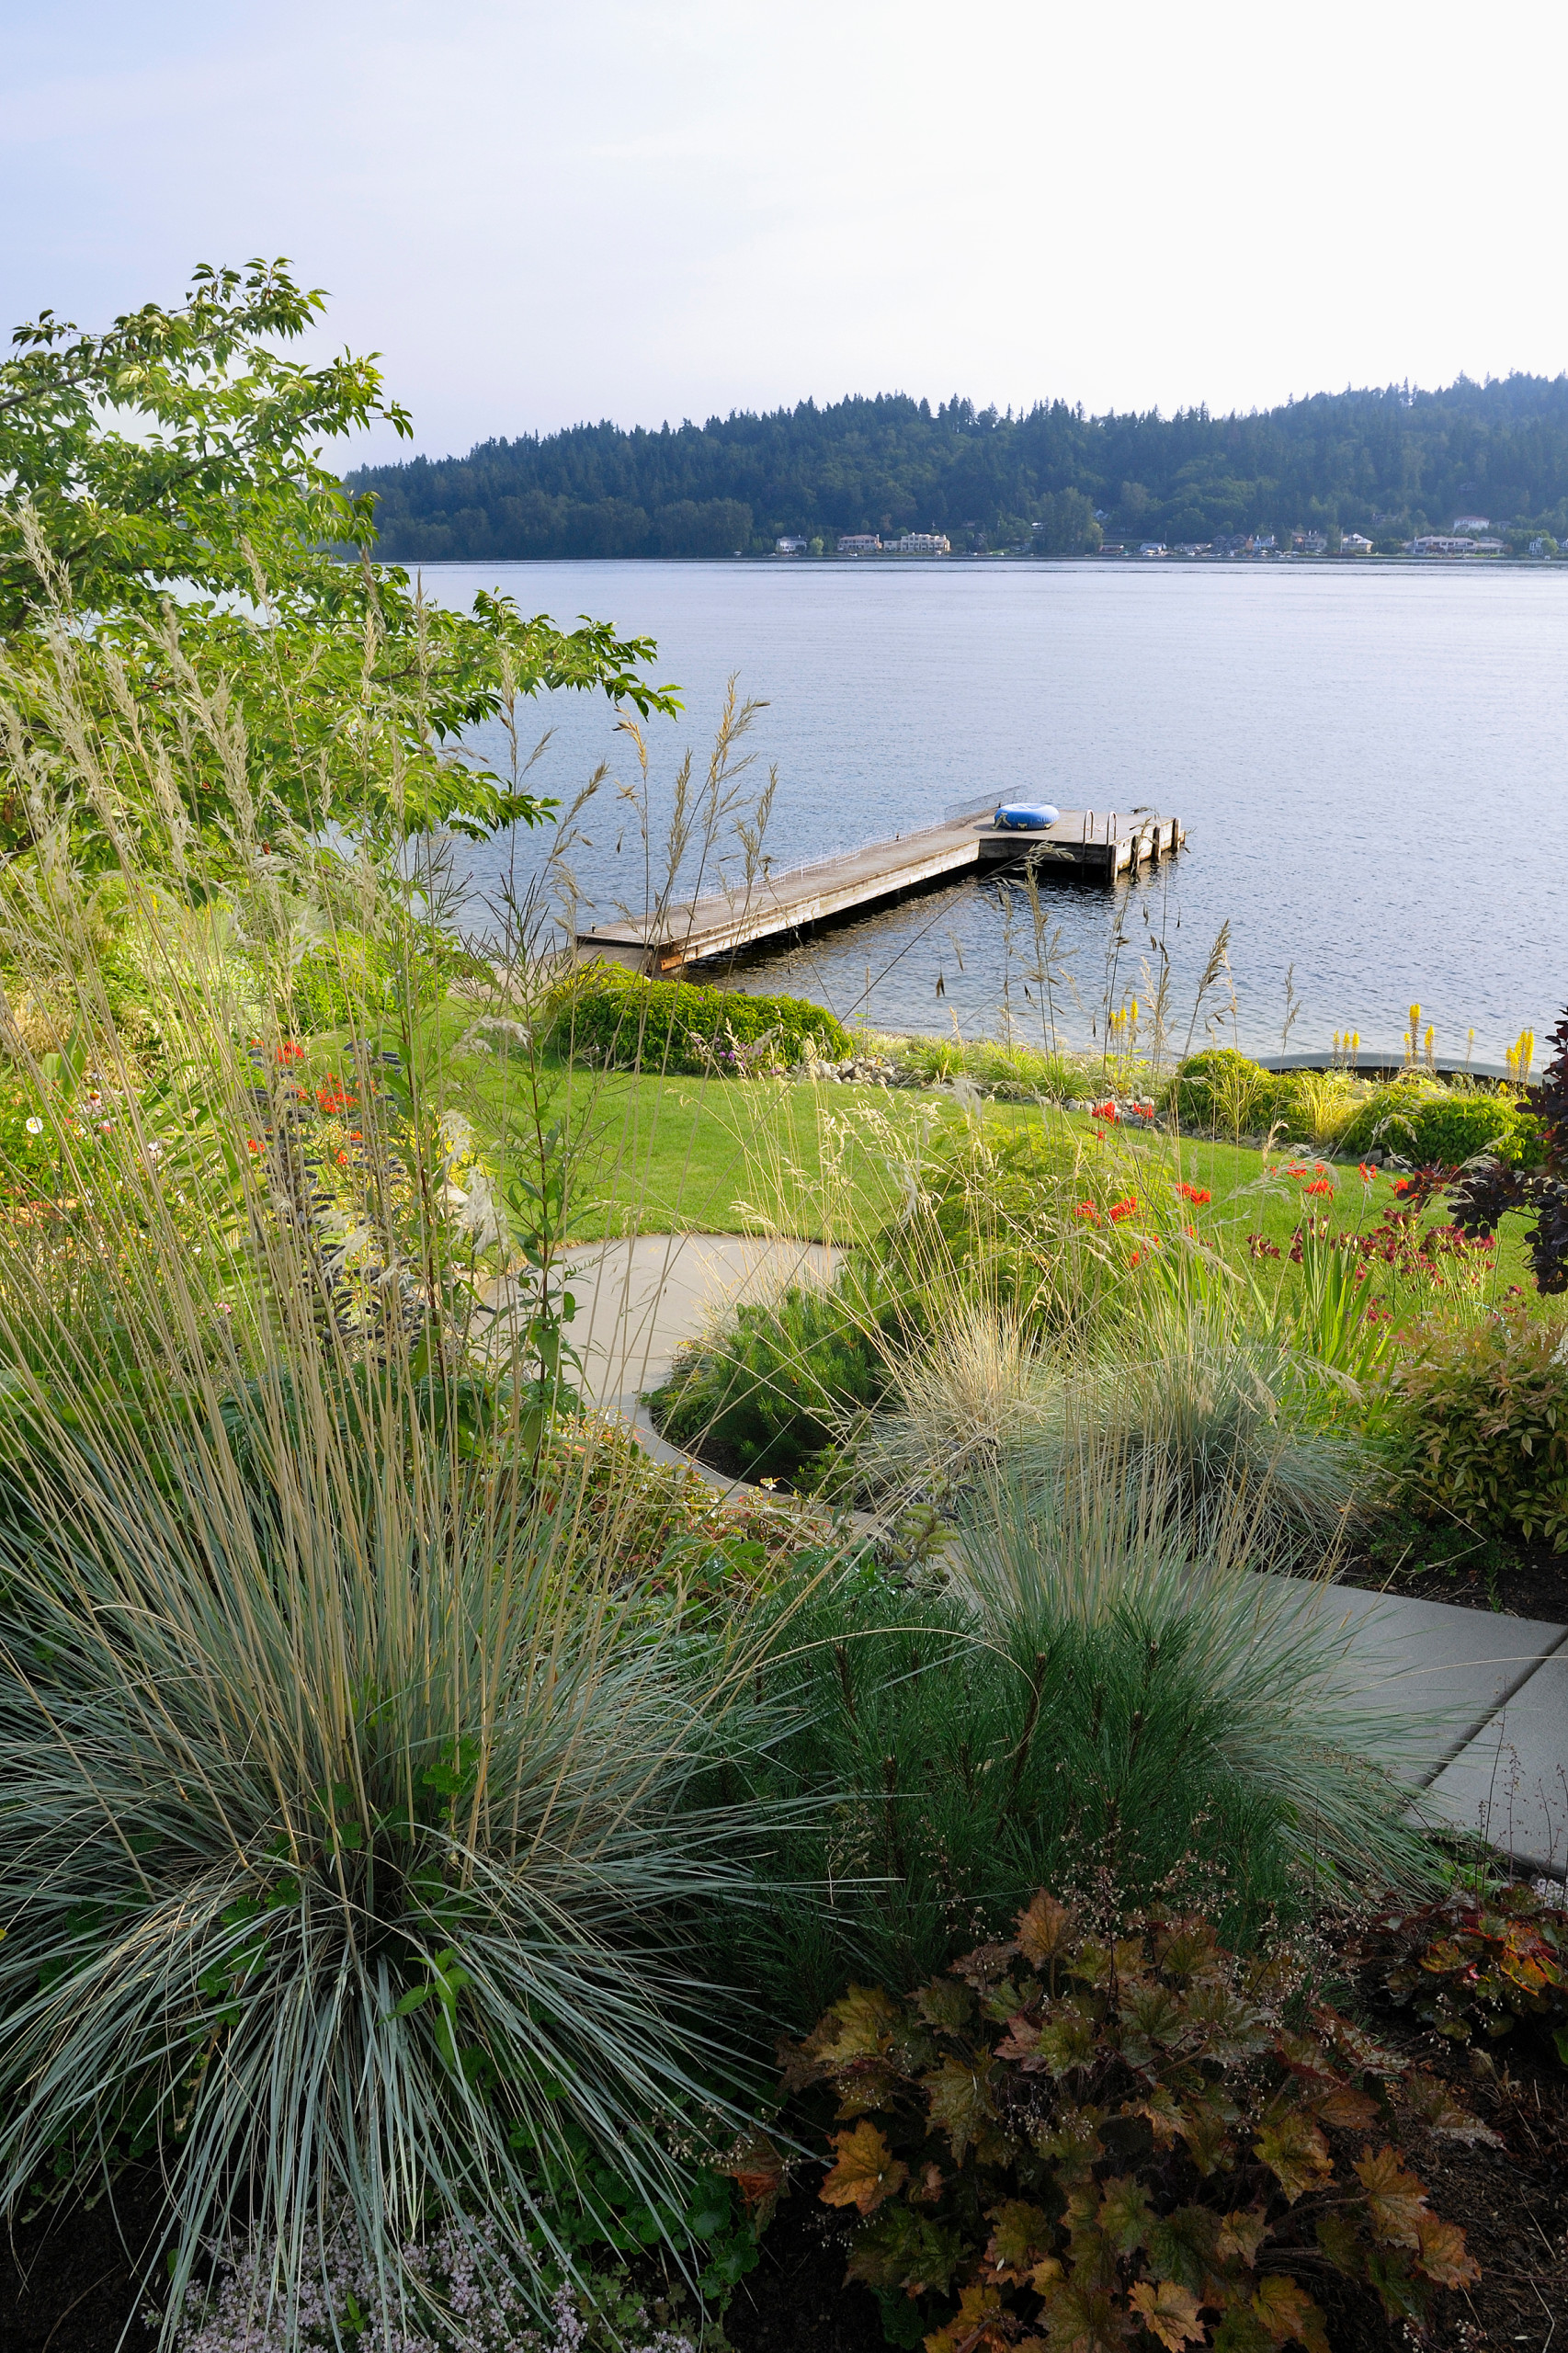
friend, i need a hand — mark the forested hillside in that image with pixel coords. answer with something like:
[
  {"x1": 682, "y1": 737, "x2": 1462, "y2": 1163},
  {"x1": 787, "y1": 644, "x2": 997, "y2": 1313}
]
[{"x1": 347, "y1": 375, "x2": 1568, "y2": 560}]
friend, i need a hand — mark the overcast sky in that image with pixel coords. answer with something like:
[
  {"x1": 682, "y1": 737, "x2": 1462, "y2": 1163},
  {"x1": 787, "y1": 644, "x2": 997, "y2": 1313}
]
[{"x1": 5, "y1": 0, "x2": 1564, "y2": 467}]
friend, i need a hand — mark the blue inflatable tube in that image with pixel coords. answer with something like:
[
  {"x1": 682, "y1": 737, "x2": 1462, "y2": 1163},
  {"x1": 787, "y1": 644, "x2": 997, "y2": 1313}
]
[{"x1": 994, "y1": 802, "x2": 1061, "y2": 830}]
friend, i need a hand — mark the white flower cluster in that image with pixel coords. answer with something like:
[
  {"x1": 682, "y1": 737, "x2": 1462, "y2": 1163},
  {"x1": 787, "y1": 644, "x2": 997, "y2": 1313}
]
[{"x1": 165, "y1": 2208, "x2": 699, "y2": 2353}]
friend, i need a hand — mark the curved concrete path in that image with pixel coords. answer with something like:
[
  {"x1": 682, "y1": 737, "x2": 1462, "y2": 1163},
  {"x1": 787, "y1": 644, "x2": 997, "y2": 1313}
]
[
  {"x1": 566, "y1": 1234, "x2": 1567, "y2": 1879},
  {"x1": 566, "y1": 1231, "x2": 839, "y2": 1414}
]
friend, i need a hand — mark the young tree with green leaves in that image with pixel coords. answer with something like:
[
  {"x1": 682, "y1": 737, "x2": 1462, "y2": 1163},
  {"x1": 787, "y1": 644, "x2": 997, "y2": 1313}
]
[{"x1": 0, "y1": 258, "x2": 676, "y2": 858}]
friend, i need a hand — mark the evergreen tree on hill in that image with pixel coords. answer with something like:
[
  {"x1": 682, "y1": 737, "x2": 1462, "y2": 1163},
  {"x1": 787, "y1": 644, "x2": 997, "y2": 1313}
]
[{"x1": 347, "y1": 376, "x2": 1568, "y2": 559}]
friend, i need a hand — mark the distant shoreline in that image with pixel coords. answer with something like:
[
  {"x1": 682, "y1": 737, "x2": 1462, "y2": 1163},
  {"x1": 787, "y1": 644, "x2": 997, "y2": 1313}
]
[{"x1": 392, "y1": 550, "x2": 1568, "y2": 570}]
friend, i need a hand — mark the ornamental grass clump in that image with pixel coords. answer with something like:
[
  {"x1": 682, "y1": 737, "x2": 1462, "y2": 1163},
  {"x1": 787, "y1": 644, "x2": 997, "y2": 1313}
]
[
  {"x1": 850, "y1": 1244, "x2": 1373, "y2": 1552},
  {"x1": 0, "y1": 656, "x2": 809, "y2": 2344},
  {"x1": 0, "y1": 1260, "x2": 788, "y2": 2343}
]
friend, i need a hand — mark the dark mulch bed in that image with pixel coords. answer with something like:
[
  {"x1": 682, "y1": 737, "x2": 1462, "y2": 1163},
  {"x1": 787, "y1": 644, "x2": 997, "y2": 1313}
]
[
  {"x1": 1337, "y1": 1514, "x2": 1568, "y2": 1625},
  {"x1": 0, "y1": 2168, "x2": 160, "y2": 2353},
  {"x1": 725, "y1": 2200, "x2": 888, "y2": 2353},
  {"x1": 1340, "y1": 1972, "x2": 1568, "y2": 2353}
]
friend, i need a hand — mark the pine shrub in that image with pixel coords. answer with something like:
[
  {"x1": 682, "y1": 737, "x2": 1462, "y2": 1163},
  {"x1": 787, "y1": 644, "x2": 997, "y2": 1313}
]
[{"x1": 646, "y1": 1268, "x2": 904, "y2": 1483}]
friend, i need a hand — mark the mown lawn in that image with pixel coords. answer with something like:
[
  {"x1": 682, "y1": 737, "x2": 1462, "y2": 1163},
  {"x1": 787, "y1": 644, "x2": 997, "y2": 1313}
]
[
  {"x1": 455, "y1": 1060, "x2": 935, "y2": 1241},
  {"x1": 447, "y1": 1046, "x2": 1537, "y2": 1293}
]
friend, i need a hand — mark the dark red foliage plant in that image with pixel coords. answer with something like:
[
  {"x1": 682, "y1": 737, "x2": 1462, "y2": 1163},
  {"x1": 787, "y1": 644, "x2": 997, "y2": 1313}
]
[
  {"x1": 1370, "y1": 1880, "x2": 1568, "y2": 2063},
  {"x1": 783, "y1": 1893, "x2": 1490, "y2": 2353}
]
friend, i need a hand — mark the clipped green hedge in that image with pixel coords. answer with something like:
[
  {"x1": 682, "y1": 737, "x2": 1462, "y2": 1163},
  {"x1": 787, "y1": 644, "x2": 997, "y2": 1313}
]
[{"x1": 552, "y1": 962, "x2": 850, "y2": 1074}]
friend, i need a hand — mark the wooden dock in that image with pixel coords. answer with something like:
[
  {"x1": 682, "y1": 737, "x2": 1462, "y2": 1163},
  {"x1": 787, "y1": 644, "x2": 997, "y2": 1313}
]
[{"x1": 575, "y1": 806, "x2": 1185, "y2": 976}]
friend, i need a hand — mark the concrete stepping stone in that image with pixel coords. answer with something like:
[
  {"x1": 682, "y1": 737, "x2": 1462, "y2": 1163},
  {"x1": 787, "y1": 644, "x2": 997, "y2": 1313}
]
[
  {"x1": 562, "y1": 1232, "x2": 840, "y2": 1409},
  {"x1": 1306, "y1": 1582, "x2": 1568, "y2": 1781},
  {"x1": 1420, "y1": 1643, "x2": 1568, "y2": 1876}
]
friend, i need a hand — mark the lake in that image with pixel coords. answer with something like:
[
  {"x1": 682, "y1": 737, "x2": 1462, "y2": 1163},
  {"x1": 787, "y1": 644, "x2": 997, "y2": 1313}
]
[{"x1": 424, "y1": 558, "x2": 1567, "y2": 1063}]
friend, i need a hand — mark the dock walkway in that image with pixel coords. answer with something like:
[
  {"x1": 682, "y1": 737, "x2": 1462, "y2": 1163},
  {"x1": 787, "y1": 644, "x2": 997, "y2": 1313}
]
[{"x1": 576, "y1": 804, "x2": 1185, "y2": 976}]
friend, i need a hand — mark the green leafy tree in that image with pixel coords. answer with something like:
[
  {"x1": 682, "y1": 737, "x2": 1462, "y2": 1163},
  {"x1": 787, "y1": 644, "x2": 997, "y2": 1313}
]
[
  {"x1": 1034, "y1": 489, "x2": 1102, "y2": 554},
  {"x1": 0, "y1": 260, "x2": 676, "y2": 857}
]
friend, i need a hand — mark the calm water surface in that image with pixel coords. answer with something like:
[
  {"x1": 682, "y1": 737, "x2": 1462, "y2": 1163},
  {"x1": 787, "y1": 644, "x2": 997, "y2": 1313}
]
[{"x1": 425, "y1": 560, "x2": 1567, "y2": 1061}]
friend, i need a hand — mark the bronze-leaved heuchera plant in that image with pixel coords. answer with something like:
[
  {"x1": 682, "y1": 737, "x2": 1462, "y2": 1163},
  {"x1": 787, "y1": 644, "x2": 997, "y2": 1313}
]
[{"x1": 786, "y1": 1893, "x2": 1488, "y2": 2352}]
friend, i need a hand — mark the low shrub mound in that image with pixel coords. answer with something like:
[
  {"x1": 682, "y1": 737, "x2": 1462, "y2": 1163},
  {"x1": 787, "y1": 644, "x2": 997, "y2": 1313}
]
[
  {"x1": 1338, "y1": 1082, "x2": 1531, "y2": 1167},
  {"x1": 1172, "y1": 1049, "x2": 1301, "y2": 1136},
  {"x1": 1388, "y1": 1303, "x2": 1568, "y2": 1551},
  {"x1": 891, "y1": 1116, "x2": 1108, "y2": 1330},
  {"x1": 1368, "y1": 1881, "x2": 1568, "y2": 2064},
  {"x1": 786, "y1": 1891, "x2": 1483, "y2": 2353},
  {"x1": 912, "y1": 1116, "x2": 1082, "y2": 1240},
  {"x1": 1173, "y1": 1049, "x2": 1539, "y2": 1167},
  {"x1": 553, "y1": 964, "x2": 850, "y2": 1074}
]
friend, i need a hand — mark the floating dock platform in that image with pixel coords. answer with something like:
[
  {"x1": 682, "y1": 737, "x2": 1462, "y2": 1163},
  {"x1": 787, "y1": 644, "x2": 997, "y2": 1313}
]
[{"x1": 575, "y1": 805, "x2": 1186, "y2": 976}]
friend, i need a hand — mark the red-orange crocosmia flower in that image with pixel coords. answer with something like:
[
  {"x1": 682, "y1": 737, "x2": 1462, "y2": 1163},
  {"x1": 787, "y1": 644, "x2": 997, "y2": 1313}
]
[
  {"x1": 1108, "y1": 1196, "x2": 1138, "y2": 1222},
  {"x1": 1074, "y1": 1201, "x2": 1100, "y2": 1222},
  {"x1": 1176, "y1": 1182, "x2": 1211, "y2": 1205},
  {"x1": 1303, "y1": 1178, "x2": 1334, "y2": 1197}
]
